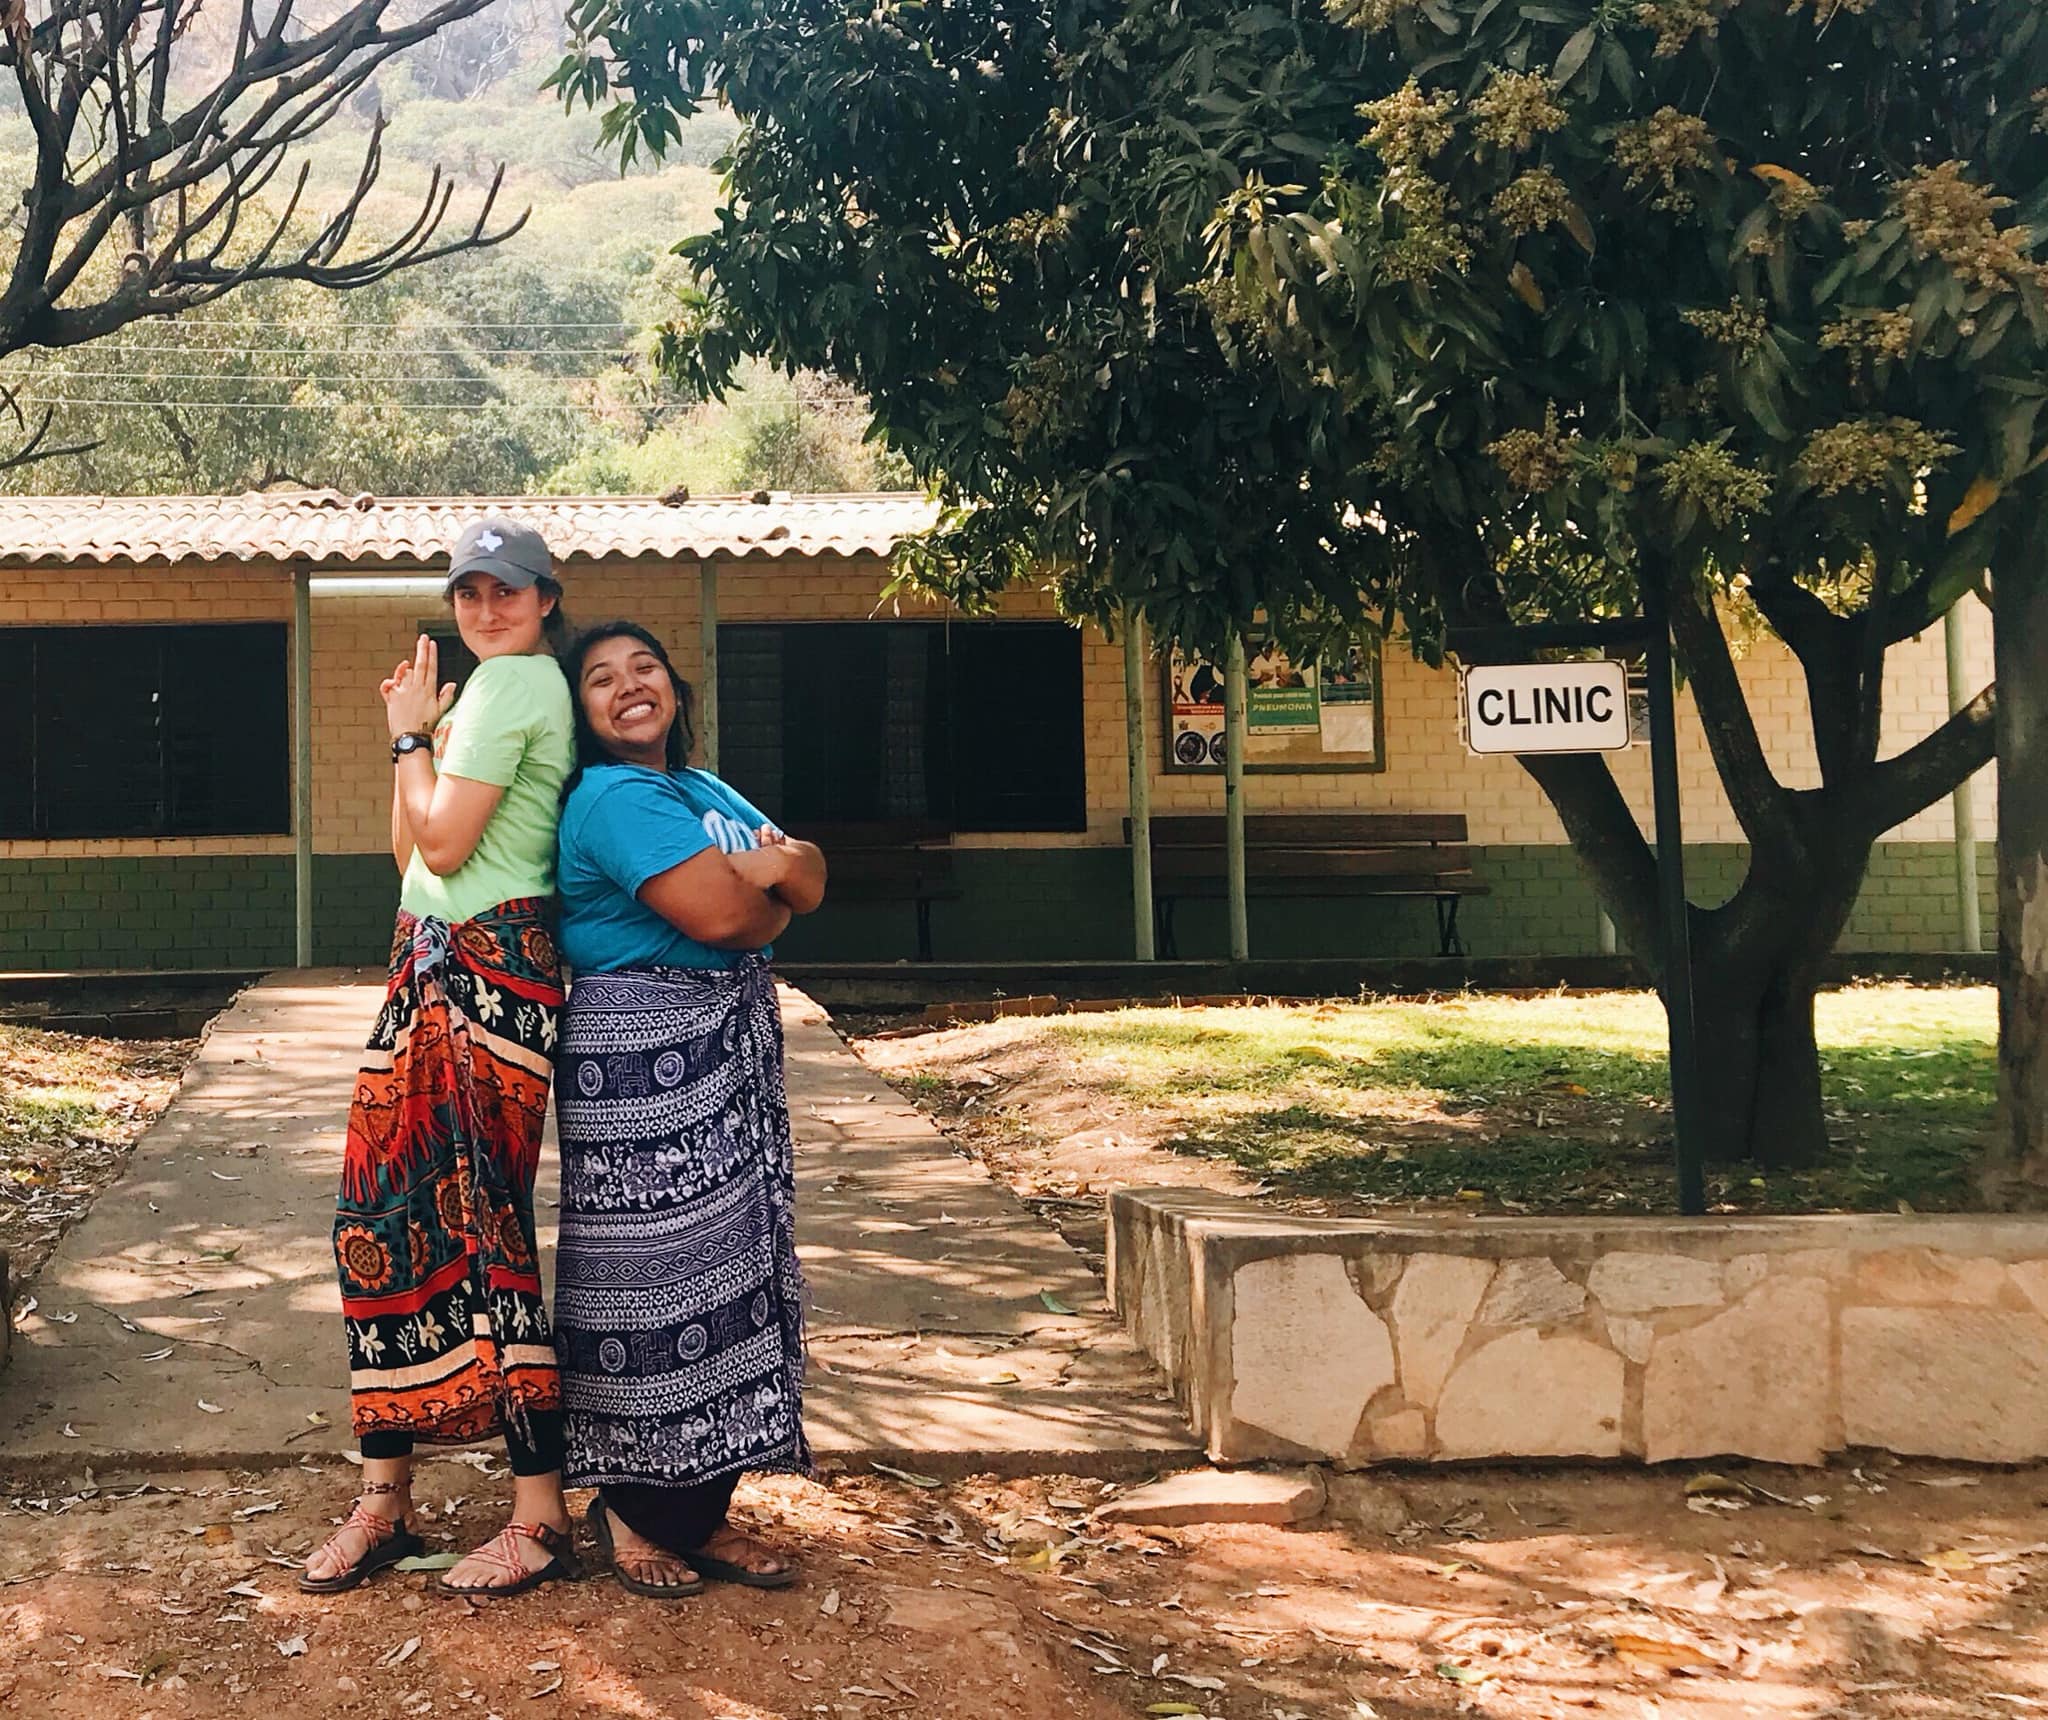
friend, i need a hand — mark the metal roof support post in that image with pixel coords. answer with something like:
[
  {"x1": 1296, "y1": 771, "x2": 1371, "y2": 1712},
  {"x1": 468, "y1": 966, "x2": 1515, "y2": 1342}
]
[
  {"x1": 699, "y1": 559, "x2": 721, "y2": 774},
  {"x1": 1640, "y1": 579, "x2": 1706, "y2": 1216},
  {"x1": 1123, "y1": 607, "x2": 1155, "y2": 961},
  {"x1": 1946, "y1": 602, "x2": 1983, "y2": 954},
  {"x1": 1224, "y1": 632, "x2": 1249, "y2": 963},
  {"x1": 292, "y1": 567, "x2": 314, "y2": 970}
]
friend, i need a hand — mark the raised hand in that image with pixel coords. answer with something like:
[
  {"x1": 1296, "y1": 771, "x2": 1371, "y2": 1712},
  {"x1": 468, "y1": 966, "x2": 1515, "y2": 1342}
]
[{"x1": 384, "y1": 635, "x2": 457, "y2": 739}]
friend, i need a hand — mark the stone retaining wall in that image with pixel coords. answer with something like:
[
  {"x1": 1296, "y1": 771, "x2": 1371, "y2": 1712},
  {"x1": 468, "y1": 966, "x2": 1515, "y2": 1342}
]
[{"x1": 1108, "y1": 1188, "x2": 2048, "y2": 1466}]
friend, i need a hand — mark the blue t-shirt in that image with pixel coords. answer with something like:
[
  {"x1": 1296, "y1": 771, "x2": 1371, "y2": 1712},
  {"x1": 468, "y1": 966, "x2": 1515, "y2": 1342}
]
[{"x1": 556, "y1": 765, "x2": 779, "y2": 973}]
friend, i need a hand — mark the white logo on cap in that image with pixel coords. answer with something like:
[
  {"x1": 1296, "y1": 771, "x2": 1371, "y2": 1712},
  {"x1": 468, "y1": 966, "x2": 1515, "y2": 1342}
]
[{"x1": 476, "y1": 529, "x2": 503, "y2": 552}]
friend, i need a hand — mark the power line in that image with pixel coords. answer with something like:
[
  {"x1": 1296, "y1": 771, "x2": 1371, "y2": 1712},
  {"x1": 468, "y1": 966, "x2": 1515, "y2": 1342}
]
[
  {"x1": 75, "y1": 346, "x2": 640, "y2": 358},
  {"x1": 17, "y1": 371, "x2": 658, "y2": 384},
  {"x1": 9, "y1": 394, "x2": 840, "y2": 414},
  {"x1": 156, "y1": 318, "x2": 642, "y2": 329},
  {"x1": 8, "y1": 394, "x2": 698, "y2": 413}
]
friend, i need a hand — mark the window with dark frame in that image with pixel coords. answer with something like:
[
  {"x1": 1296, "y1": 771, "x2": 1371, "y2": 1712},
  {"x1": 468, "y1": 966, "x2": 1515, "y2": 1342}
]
[
  {"x1": 418, "y1": 622, "x2": 480, "y2": 699},
  {"x1": 717, "y1": 620, "x2": 1087, "y2": 834},
  {"x1": 0, "y1": 623, "x2": 291, "y2": 839}
]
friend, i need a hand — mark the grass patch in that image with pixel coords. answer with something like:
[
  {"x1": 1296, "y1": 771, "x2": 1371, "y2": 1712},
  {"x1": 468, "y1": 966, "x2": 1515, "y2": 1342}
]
[{"x1": 877, "y1": 984, "x2": 1997, "y2": 1216}]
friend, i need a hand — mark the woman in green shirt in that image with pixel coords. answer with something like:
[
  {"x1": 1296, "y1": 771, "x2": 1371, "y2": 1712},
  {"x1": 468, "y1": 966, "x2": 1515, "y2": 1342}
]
[{"x1": 302, "y1": 518, "x2": 580, "y2": 1600}]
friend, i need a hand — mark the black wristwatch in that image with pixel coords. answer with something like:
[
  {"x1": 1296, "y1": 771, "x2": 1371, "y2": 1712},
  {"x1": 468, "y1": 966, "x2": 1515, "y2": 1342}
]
[{"x1": 391, "y1": 731, "x2": 434, "y2": 764}]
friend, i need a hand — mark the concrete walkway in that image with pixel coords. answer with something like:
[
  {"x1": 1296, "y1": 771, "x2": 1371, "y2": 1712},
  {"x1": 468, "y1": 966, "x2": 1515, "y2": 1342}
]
[{"x1": 0, "y1": 972, "x2": 1195, "y2": 1475}]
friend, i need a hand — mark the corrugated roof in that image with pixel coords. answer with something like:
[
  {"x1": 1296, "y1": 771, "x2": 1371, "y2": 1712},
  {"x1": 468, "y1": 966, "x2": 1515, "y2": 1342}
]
[{"x1": 0, "y1": 490, "x2": 937, "y2": 568}]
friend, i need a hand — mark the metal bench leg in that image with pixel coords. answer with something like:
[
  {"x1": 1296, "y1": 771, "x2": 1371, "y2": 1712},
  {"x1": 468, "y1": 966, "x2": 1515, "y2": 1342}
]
[
  {"x1": 1435, "y1": 895, "x2": 1467, "y2": 958},
  {"x1": 1156, "y1": 897, "x2": 1179, "y2": 961},
  {"x1": 916, "y1": 898, "x2": 935, "y2": 962}
]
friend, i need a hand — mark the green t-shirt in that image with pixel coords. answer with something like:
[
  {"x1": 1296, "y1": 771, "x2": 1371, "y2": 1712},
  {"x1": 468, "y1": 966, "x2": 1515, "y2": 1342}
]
[{"x1": 399, "y1": 652, "x2": 574, "y2": 926}]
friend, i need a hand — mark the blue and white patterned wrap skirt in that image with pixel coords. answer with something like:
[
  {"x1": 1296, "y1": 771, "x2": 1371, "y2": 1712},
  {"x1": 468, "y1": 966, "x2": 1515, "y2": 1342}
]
[{"x1": 553, "y1": 955, "x2": 810, "y2": 1489}]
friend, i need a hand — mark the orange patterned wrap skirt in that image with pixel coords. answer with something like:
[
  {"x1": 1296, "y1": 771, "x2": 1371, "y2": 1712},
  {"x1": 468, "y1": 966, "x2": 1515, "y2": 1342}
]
[{"x1": 333, "y1": 899, "x2": 564, "y2": 1444}]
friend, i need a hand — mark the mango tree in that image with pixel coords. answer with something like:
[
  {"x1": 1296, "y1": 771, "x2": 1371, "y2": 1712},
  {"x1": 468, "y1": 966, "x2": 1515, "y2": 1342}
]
[{"x1": 560, "y1": 0, "x2": 2036, "y2": 1168}]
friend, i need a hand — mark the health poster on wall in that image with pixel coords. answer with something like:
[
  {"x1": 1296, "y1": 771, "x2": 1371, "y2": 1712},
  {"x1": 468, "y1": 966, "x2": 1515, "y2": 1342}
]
[
  {"x1": 1166, "y1": 642, "x2": 1228, "y2": 767},
  {"x1": 1245, "y1": 638, "x2": 1320, "y2": 730},
  {"x1": 1164, "y1": 630, "x2": 1382, "y2": 773},
  {"x1": 1316, "y1": 636, "x2": 1378, "y2": 754}
]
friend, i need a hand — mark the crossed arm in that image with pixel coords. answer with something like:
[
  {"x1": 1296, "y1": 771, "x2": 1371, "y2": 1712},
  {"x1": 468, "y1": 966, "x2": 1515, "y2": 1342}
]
[{"x1": 639, "y1": 830, "x2": 828, "y2": 949}]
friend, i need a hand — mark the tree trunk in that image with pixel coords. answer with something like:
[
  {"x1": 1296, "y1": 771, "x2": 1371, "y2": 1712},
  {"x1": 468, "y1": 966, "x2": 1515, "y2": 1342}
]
[
  {"x1": 1688, "y1": 950, "x2": 1829, "y2": 1171},
  {"x1": 1997, "y1": 565, "x2": 2048, "y2": 1173}
]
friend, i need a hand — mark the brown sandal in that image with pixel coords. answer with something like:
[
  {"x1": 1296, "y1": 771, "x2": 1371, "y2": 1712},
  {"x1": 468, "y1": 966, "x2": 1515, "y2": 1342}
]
[
  {"x1": 589, "y1": 1496, "x2": 705, "y2": 1600},
  {"x1": 299, "y1": 1501, "x2": 424, "y2": 1594},
  {"x1": 681, "y1": 1524, "x2": 798, "y2": 1590},
  {"x1": 435, "y1": 1519, "x2": 579, "y2": 1598}
]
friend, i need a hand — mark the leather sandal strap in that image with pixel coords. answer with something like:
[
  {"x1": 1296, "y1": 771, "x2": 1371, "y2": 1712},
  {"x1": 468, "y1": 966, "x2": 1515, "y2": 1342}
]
[
  {"x1": 448, "y1": 1522, "x2": 569, "y2": 1589},
  {"x1": 506, "y1": 1520, "x2": 572, "y2": 1558},
  {"x1": 312, "y1": 1503, "x2": 404, "y2": 1568},
  {"x1": 448, "y1": 1532, "x2": 528, "y2": 1585},
  {"x1": 345, "y1": 1503, "x2": 404, "y2": 1539}
]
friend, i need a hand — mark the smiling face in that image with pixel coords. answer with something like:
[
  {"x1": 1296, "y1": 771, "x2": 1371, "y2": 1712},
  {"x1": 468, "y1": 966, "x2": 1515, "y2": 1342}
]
[
  {"x1": 449, "y1": 572, "x2": 553, "y2": 660},
  {"x1": 578, "y1": 633, "x2": 681, "y2": 767}
]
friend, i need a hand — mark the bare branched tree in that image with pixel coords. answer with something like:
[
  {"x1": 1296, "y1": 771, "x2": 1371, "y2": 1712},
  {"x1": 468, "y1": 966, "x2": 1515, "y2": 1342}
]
[
  {"x1": 418, "y1": 0, "x2": 559, "y2": 101},
  {"x1": 0, "y1": 0, "x2": 528, "y2": 369},
  {"x1": 0, "y1": 377, "x2": 91, "y2": 470}
]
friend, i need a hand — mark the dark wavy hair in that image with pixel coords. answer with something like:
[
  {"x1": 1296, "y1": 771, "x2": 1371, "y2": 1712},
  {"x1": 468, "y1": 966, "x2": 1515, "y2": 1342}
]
[
  {"x1": 536, "y1": 576, "x2": 572, "y2": 654},
  {"x1": 559, "y1": 620, "x2": 698, "y2": 802}
]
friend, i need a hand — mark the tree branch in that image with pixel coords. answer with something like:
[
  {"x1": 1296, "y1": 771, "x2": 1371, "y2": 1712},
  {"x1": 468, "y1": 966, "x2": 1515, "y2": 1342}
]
[
  {"x1": 1665, "y1": 571, "x2": 1795, "y2": 861},
  {"x1": 1745, "y1": 563, "x2": 1873, "y2": 788},
  {"x1": 0, "y1": 383, "x2": 97, "y2": 471},
  {"x1": 1517, "y1": 750, "x2": 1666, "y2": 972},
  {"x1": 0, "y1": 0, "x2": 523, "y2": 358},
  {"x1": 1851, "y1": 682, "x2": 1997, "y2": 840}
]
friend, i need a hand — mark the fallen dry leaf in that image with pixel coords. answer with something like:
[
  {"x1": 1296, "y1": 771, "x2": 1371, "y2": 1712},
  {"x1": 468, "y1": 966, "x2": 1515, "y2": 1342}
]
[{"x1": 1610, "y1": 1633, "x2": 1719, "y2": 1675}]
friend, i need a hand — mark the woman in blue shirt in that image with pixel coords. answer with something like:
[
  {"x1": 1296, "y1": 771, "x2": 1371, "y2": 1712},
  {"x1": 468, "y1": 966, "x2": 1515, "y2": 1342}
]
[{"x1": 552, "y1": 620, "x2": 826, "y2": 1599}]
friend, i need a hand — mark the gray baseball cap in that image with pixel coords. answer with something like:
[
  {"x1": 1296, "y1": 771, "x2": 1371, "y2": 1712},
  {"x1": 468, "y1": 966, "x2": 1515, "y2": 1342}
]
[{"x1": 445, "y1": 515, "x2": 554, "y2": 594}]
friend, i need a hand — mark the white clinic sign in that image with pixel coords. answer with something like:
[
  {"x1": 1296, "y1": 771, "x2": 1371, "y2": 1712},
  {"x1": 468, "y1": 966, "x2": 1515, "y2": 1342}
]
[{"x1": 1461, "y1": 660, "x2": 1630, "y2": 756}]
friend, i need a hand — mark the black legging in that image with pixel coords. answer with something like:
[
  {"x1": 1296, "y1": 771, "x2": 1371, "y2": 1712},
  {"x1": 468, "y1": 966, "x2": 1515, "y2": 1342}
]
[
  {"x1": 603, "y1": 1473, "x2": 740, "y2": 1553},
  {"x1": 359, "y1": 1407, "x2": 565, "y2": 1477}
]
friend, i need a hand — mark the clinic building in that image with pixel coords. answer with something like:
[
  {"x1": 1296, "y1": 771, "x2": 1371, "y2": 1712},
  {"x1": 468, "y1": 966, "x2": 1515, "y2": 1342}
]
[{"x1": 0, "y1": 489, "x2": 1994, "y2": 971}]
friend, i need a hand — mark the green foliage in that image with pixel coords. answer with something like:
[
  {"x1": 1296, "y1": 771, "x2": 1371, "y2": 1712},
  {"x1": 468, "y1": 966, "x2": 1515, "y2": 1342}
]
[
  {"x1": 0, "y1": 72, "x2": 864, "y2": 497},
  {"x1": 0, "y1": 1, "x2": 814, "y2": 501},
  {"x1": 556, "y1": 0, "x2": 1389, "y2": 653},
  {"x1": 536, "y1": 363, "x2": 911, "y2": 495},
  {"x1": 1192, "y1": 0, "x2": 2048, "y2": 625},
  {"x1": 563, "y1": 0, "x2": 2048, "y2": 642},
  {"x1": 8, "y1": 264, "x2": 617, "y2": 496}
]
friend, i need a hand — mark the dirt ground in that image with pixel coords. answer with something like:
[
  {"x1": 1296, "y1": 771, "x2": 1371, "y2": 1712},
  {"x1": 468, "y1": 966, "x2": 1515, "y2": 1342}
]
[
  {"x1": 4, "y1": 1454, "x2": 2048, "y2": 1719},
  {"x1": 0, "y1": 1025, "x2": 195, "y2": 1300}
]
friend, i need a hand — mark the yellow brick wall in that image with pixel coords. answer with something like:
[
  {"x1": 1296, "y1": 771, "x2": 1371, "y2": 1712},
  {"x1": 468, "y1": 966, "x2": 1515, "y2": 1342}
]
[
  {"x1": 1106, "y1": 590, "x2": 1998, "y2": 852},
  {"x1": 0, "y1": 557, "x2": 1997, "y2": 858}
]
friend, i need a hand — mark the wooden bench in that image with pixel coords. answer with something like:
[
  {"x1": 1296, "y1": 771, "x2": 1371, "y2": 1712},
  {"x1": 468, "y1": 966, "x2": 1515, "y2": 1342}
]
[
  {"x1": 1125, "y1": 814, "x2": 1489, "y2": 958},
  {"x1": 787, "y1": 820, "x2": 959, "y2": 962}
]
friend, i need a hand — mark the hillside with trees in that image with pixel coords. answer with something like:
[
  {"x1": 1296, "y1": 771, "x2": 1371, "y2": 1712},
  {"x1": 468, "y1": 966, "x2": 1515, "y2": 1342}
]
[{"x1": 0, "y1": 4, "x2": 902, "y2": 498}]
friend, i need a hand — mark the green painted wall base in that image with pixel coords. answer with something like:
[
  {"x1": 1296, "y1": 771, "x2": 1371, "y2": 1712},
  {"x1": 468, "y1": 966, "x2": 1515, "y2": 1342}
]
[{"x1": 0, "y1": 840, "x2": 1998, "y2": 969}]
